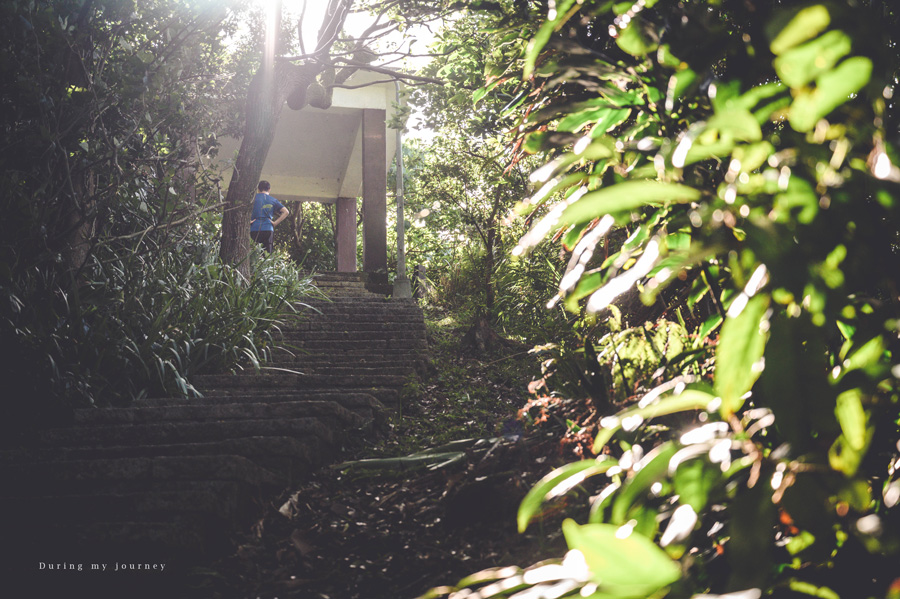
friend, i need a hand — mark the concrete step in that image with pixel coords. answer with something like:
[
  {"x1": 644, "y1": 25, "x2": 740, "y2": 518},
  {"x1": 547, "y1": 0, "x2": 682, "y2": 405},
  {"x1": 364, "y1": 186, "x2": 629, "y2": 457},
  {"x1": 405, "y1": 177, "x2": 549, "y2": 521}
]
[
  {"x1": 289, "y1": 320, "x2": 427, "y2": 333},
  {"x1": 288, "y1": 307, "x2": 425, "y2": 320},
  {"x1": 273, "y1": 339, "x2": 428, "y2": 351},
  {"x1": 2, "y1": 436, "x2": 319, "y2": 483},
  {"x1": 193, "y1": 386, "x2": 401, "y2": 411},
  {"x1": 277, "y1": 330, "x2": 426, "y2": 343},
  {"x1": 0, "y1": 480, "x2": 250, "y2": 524},
  {"x1": 71, "y1": 399, "x2": 367, "y2": 429},
  {"x1": 259, "y1": 364, "x2": 416, "y2": 378},
  {"x1": 193, "y1": 372, "x2": 409, "y2": 390},
  {"x1": 135, "y1": 391, "x2": 384, "y2": 412},
  {"x1": 0, "y1": 455, "x2": 279, "y2": 489},
  {"x1": 37, "y1": 417, "x2": 334, "y2": 450}
]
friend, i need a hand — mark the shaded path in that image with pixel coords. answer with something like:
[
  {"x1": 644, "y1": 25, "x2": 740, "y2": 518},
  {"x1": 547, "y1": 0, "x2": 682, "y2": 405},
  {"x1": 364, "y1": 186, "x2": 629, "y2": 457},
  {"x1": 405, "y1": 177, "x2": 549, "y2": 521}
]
[{"x1": 0, "y1": 273, "x2": 428, "y2": 595}]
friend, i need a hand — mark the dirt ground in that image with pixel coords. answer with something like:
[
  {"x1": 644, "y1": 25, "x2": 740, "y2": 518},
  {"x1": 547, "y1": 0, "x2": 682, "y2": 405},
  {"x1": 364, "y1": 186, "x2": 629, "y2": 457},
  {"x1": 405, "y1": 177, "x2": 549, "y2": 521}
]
[{"x1": 200, "y1": 320, "x2": 579, "y2": 599}]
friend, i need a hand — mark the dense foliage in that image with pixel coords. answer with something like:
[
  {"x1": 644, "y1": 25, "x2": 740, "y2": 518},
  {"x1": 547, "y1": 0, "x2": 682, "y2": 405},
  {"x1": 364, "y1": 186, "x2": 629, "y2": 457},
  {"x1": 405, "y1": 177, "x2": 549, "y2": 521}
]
[
  {"x1": 426, "y1": 1, "x2": 900, "y2": 598},
  {"x1": 0, "y1": 0, "x2": 314, "y2": 435}
]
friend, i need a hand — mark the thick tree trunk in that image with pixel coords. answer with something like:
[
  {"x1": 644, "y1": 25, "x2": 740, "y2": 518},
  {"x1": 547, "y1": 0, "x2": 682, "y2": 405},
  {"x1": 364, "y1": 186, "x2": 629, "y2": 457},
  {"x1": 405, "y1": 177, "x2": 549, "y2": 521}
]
[{"x1": 219, "y1": 60, "x2": 317, "y2": 274}]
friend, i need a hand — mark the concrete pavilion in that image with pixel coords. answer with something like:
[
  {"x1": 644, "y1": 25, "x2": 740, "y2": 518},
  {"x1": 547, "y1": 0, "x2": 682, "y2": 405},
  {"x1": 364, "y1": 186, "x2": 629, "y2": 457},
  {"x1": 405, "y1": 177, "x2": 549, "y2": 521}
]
[{"x1": 214, "y1": 70, "x2": 403, "y2": 294}]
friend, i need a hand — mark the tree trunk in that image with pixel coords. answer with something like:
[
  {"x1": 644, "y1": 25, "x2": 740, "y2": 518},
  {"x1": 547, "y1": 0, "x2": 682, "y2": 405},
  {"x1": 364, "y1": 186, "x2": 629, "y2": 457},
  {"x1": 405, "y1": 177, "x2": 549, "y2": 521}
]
[
  {"x1": 484, "y1": 225, "x2": 496, "y2": 320},
  {"x1": 219, "y1": 60, "x2": 317, "y2": 275}
]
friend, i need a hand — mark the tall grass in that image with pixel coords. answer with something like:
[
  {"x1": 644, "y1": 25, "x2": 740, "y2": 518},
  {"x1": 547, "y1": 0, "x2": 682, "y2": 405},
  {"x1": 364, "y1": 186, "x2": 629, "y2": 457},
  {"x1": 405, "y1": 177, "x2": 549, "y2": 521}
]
[{"x1": 1, "y1": 230, "x2": 315, "y2": 438}]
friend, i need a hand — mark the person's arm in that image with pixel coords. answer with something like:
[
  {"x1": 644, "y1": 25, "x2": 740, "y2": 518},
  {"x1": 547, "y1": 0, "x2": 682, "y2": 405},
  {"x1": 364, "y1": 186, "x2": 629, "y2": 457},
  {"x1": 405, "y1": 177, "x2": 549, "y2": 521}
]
[{"x1": 272, "y1": 206, "x2": 289, "y2": 227}]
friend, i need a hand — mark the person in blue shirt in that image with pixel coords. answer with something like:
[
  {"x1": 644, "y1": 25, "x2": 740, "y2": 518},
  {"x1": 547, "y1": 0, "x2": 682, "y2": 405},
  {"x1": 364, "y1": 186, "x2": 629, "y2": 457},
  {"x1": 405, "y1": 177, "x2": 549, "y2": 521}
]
[{"x1": 250, "y1": 180, "x2": 289, "y2": 253}]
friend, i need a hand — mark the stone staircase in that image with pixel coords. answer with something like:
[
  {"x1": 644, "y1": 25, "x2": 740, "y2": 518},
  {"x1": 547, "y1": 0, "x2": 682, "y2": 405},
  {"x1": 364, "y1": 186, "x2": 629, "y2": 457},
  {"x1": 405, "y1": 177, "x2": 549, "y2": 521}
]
[{"x1": 0, "y1": 272, "x2": 427, "y2": 591}]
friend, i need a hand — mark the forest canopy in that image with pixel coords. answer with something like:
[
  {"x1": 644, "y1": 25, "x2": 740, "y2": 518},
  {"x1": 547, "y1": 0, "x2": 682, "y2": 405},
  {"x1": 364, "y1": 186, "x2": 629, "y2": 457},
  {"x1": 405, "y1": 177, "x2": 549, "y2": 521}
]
[{"x1": 1, "y1": 0, "x2": 898, "y2": 597}]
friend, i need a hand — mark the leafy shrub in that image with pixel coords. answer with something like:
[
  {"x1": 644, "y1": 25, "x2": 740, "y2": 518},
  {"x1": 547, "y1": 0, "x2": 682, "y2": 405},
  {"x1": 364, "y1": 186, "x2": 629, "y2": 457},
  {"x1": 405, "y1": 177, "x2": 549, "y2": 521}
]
[
  {"x1": 1, "y1": 230, "x2": 314, "y2": 440},
  {"x1": 428, "y1": 1, "x2": 900, "y2": 598}
]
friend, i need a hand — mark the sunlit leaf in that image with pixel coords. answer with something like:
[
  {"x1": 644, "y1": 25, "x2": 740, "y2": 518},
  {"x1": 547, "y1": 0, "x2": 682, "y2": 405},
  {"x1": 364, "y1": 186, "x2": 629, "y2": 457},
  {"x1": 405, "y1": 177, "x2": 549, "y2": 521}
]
[
  {"x1": 768, "y1": 4, "x2": 832, "y2": 55},
  {"x1": 834, "y1": 389, "x2": 868, "y2": 451},
  {"x1": 518, "y1": 458, "x2": 616, "y2": 532},
  {"x1": 774, "y1": 177, "x2": 818, "y2": 224},
  {"x1": 562, "y1": 520, "x2": 681, "y2": 597},
  {"x1": 706, "y1": 108, "x2": 763, "y2": 143},
  {"x1": 788, "y1": 57, "x2": 872, "y2": 132},
  {"x1": 557, "y1": 181, "x2": 701, "y2": 230},
  {"x1": 616, "y1": 20, "x2": 657, "y2": 56},
  {"x1": 524, "y1": 0, "x2": 580, "y2": 78},
  {"x1": 774, "y1": 30, "x2": 852, "y2": 89},
  {"x1": 593, "y1": 389, "x2": 716, "y2": 452},
  {"x1": 611, "y1": 442, "x2": 677, "y2": 524},
  {"x1": 673, "y1": 457, "x2": 720, "y2": 513},
  {"x1": 713, "y1": 294, "x2": 770, "y2": 417}
]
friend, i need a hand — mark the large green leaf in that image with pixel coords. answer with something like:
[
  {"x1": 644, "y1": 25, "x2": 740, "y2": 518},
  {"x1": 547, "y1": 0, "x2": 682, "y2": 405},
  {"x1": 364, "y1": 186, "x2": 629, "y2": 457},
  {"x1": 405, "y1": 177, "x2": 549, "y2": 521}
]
[
  {"x1": 562, "y1": 520, "x2": 681, "y2": 597},
  {"x1": 616, "y1": 19, "x2": 657, "y2": 56},
  {"x1": 706, "y1": 107, "x2": 763, "y2": 143},
  {"x1": 593, "y1": 389, "x2": 716, "y2": 452},
  {"x1": 518, "y1": 458, "x2": 616, "y2": 532},
  {"x1": 789, "y1": 56, "x2": 873, "y2": 132},
  {"x1": 557, "y1": 181, "x2": 701, "y2": 230},
  {"x1": 768, "y1": 4, "x2": 832, "y2": 55},
  {"x1": 834, "y1": 389, "x2": 868, "y2": 451},
  {"x1": 673, "y1": 457, "x2": 720, "y2": 513},
  {"x1": 523, "y1": 0, "x2": 579, "y2": 78},
  {"x1": 713, "y1": 293, "x2": 770, "y2": 417},
  {"x1": 774, "y1": 30, "x2": 852, "y2": 89},
  {"x1": 610, "y1": 442, "x2": 677, "y2": 524}
]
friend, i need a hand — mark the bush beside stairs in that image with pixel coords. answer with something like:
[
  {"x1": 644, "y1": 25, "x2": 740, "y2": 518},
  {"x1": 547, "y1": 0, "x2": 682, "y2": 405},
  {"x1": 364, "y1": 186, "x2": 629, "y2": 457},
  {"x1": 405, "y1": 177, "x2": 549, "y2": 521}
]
[{"x1": 0, "y1": 272, "x2": 427, "y2": 589}]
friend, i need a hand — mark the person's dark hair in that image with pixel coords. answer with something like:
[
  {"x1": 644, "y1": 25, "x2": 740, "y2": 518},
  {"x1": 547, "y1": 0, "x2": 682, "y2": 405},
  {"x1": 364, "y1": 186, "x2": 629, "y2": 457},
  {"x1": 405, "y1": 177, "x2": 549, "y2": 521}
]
[{"x1": 258, "y1": 180, "x2": 271, "y2": 192}]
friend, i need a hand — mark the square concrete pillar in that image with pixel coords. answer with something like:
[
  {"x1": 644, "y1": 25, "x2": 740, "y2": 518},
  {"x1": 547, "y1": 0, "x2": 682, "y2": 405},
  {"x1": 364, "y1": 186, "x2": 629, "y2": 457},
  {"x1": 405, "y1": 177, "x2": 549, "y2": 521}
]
[
  {"x1": 362, "y1": 108, "x2": 388, "y2": 291},
  {"x1": 335, "y1": 197, "x2": 357, "y2": 272}
]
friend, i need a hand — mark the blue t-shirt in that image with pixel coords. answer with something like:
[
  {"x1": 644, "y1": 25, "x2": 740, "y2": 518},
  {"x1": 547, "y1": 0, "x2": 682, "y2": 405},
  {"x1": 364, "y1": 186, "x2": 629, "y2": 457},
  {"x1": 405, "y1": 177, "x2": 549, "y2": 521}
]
[{"x1": 250, "y1": 193, "x2": 285, "y2": 232}]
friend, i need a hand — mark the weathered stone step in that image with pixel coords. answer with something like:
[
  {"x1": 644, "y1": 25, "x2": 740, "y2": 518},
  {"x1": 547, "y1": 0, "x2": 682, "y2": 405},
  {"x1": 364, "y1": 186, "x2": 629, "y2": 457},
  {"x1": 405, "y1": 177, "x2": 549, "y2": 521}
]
[
  {"x1": 0, "y1": 480, "x2": 250, "y2": 523},
  {"x1": 37, "y1": 417, "x2": 334, "y2": 449},
  {"x1": 277, "y1": 330, "x2": 425, "y2": 343},
  {"x1": 260, "y1": 364, "x2": 415, "y2": 378},
  {"x1": 270, "y1": 353, "x2": 421, "y2": 364},
  {"x1": 34, "y1": 519, "x2": 214, "y2": 560},
  {"x1": 287, "y1": 308, "x2": 425, "y2": 321},
  {"x1": 3, "y1": 436, "x2": 319, "y2": 483},
  {"x1": 194, "y1": 386, "x2": 401, "y2": 410},
  {"x1": 275, "y1": 339, "x2": 428, "y2": 351},
  {"x1": 0, "y1": 455, "x2": 279, "y2": 488},
  {"x1": 71, "y1": 400, "x2": 367, "y2": 429},
  {"x1": 273, "y1": 346, "x2": 427, "y2": 357},
  {"x1": 134, "y1": 391, "x2": 383, "y2": 412},
  {"x1": 193, "y1": 372, "x2": 408, "y2": 389},
  {"x1": 289, "y1": 321, "x2": 427, "y2": 333}
]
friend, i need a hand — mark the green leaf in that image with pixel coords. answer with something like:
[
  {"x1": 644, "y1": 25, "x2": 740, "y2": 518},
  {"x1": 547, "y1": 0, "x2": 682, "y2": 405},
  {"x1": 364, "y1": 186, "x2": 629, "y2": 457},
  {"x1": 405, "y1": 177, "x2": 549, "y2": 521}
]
[
  {"x1": 829, "y1": 427, "x2": 873, "y2": 477},
  {"x1": 518, "y1": 458, "x2": 616, "y2": 532},
  {"x1": 673, "y1": 458, "x2": 720, "y2": 513},
  {"x1": 788, "y1": 579, "x2": 840, "y2": 599},
  {"x1": 834, "y1": 389, "x2": 868, "y2": 451},
  {"x1": 731, "y1": 142, "x2": 775, "y2": 174},
  {"x1": 616, "y1": 20, "x2": 657, "y2": 56},
  {"x1": 713, "y1": 293, "x2": 770, "y2": 417},
  {"x1": 593, "y1": 389, "x2": 716, "y2": 452},
  {"x1": 774, "y1": 177, "x2": 819, "y2": 223},
  {"x1": 666, "y1": 69, "x2": 698, "y2": 112},
  {"x1": 706, "y1": 107, "x2": 763, "y2": 142},
  {"x1": 557, "y1": 182, "x2": 701, "y2": 230},
  {"x1": 611, "y1": 442, "x2": 677, "y2": 524},
  {"x1": 774, "y1": 30, "x2": 852, "y2": 89},
  {"x1": 789, "y1": 56, "x2": 873, "y2": 132},
  {"x1": 843, "y1": 335, "x2": 886, "y2": 372},
  {"x1": 590, "y1": 108, "x2": 632, "y2": 137},
  {"x1": 562, "y1": 520, "x2": 681, "y2": 597},
  {"x1": 524, "y1": 0, "x2": 579, "y2": 78},
  {"x1": 768, "y1": 4, "x2": 832, "y2": 55}
]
